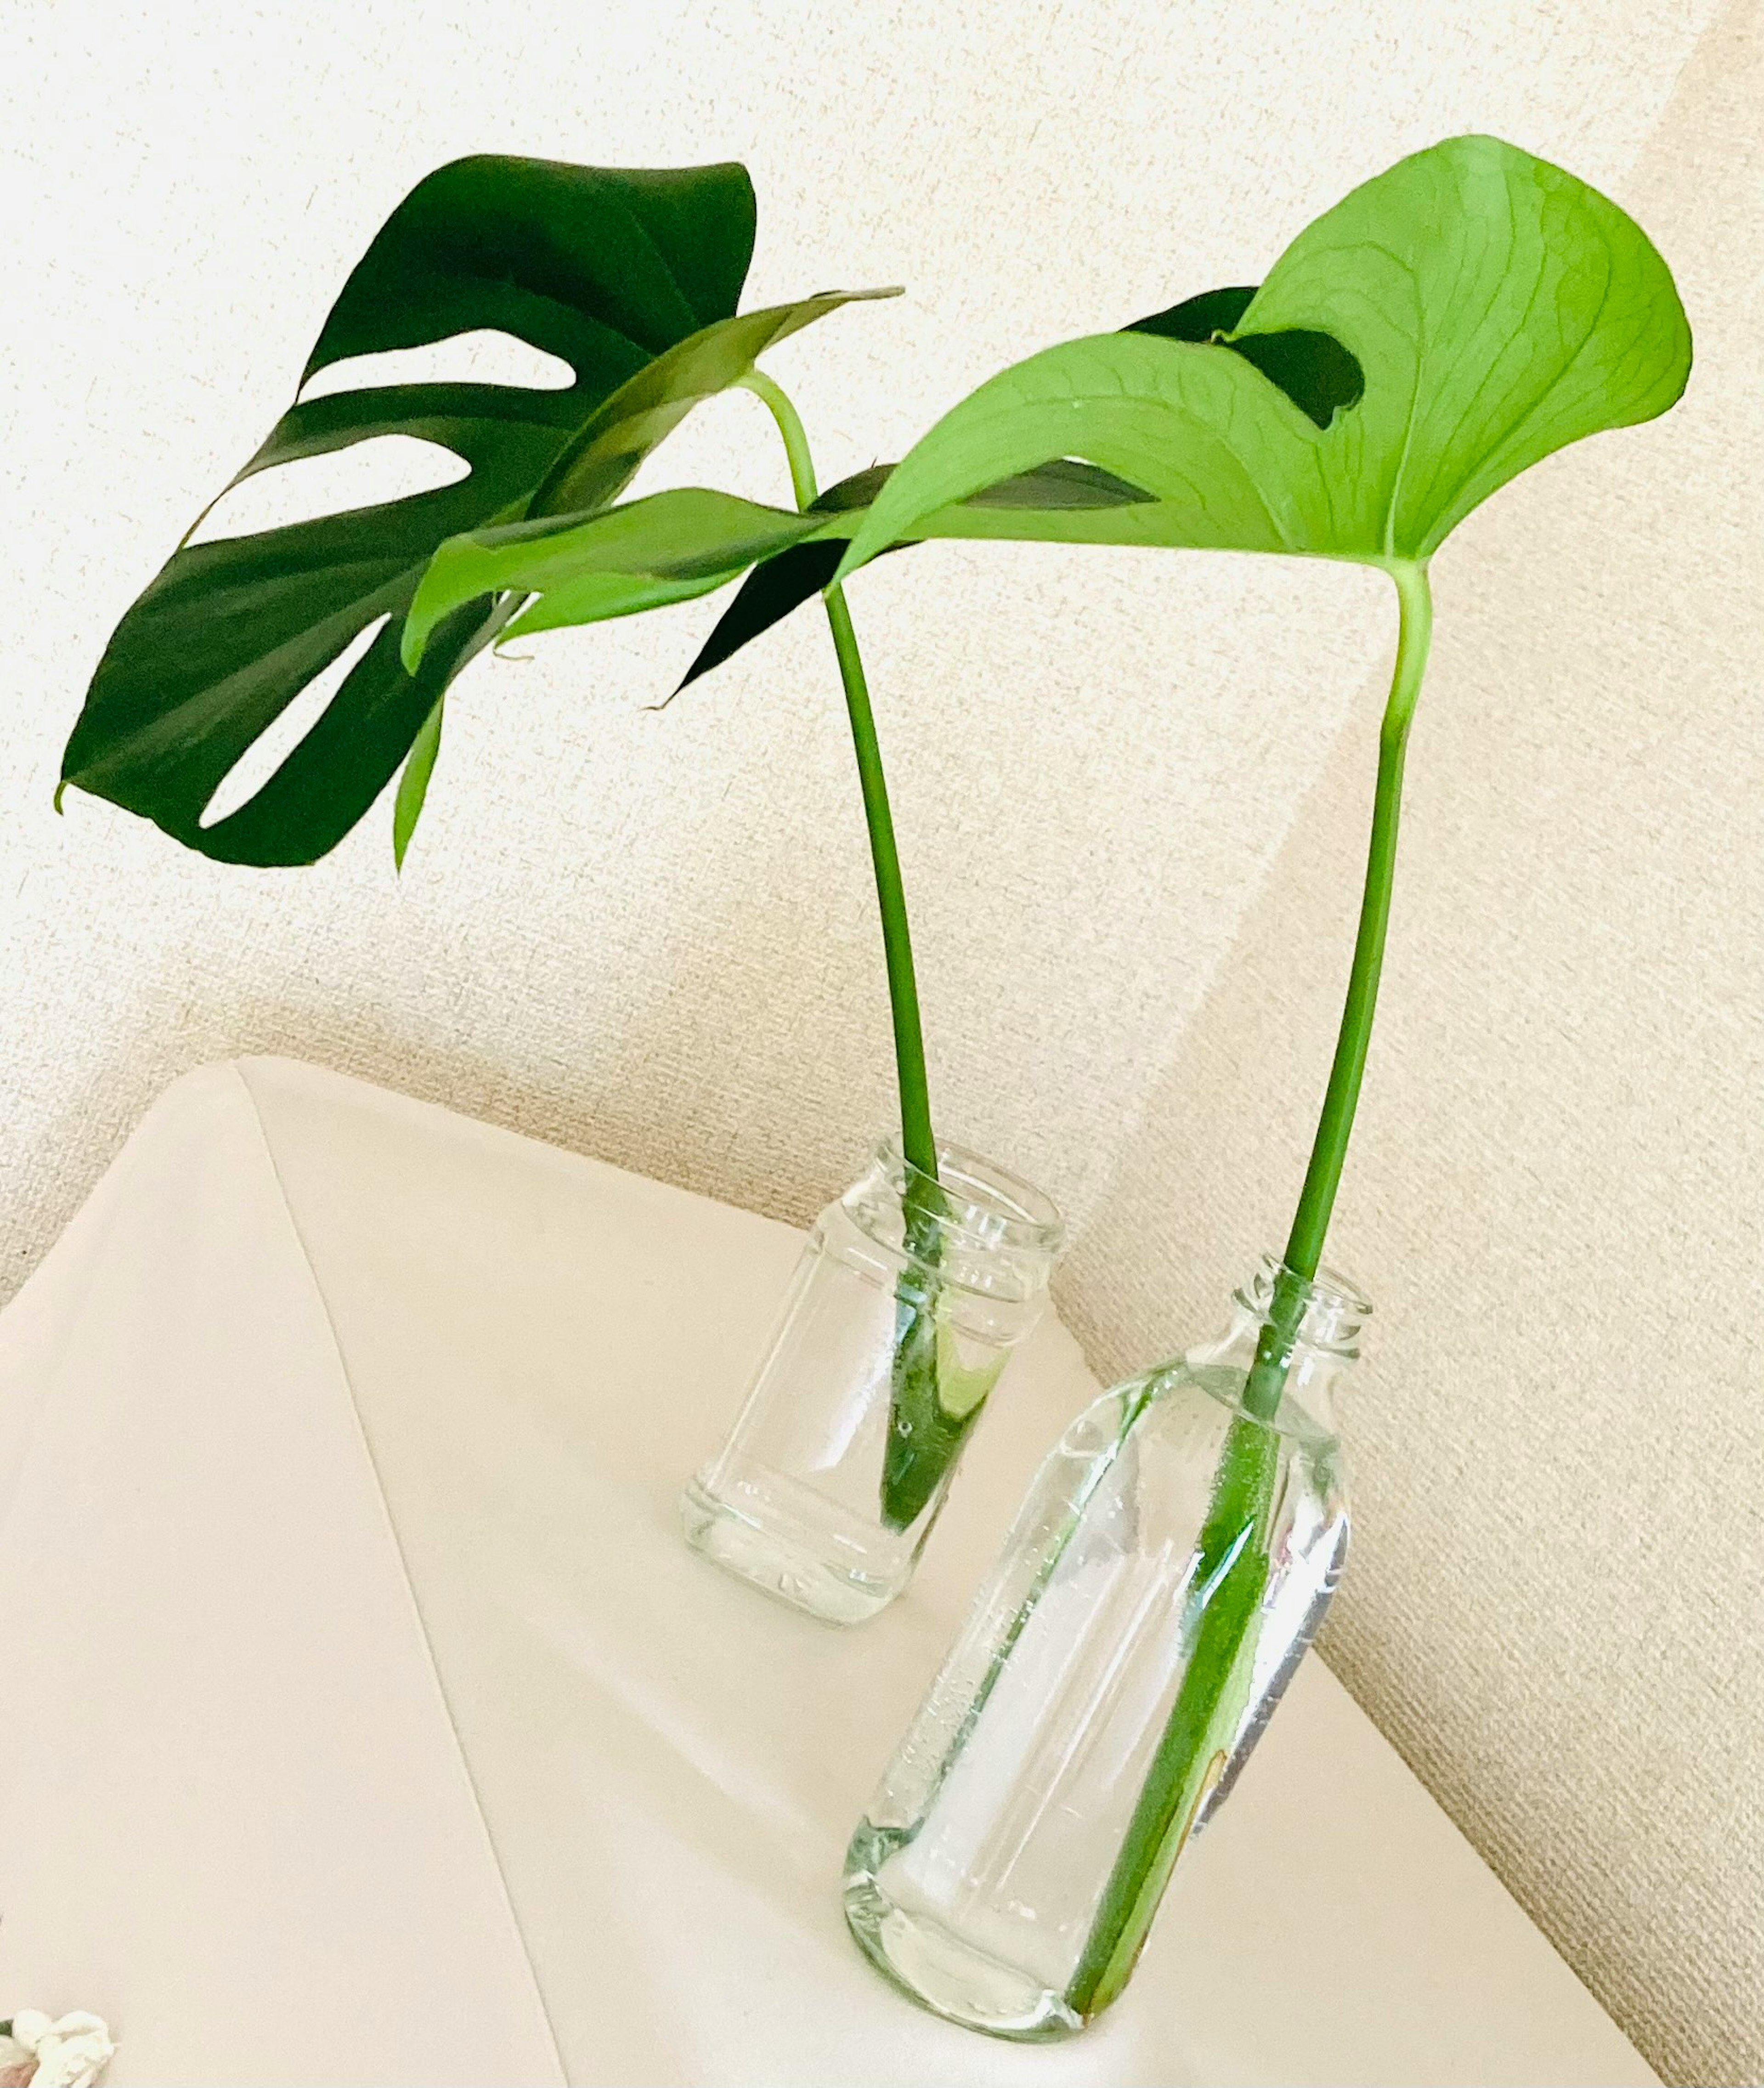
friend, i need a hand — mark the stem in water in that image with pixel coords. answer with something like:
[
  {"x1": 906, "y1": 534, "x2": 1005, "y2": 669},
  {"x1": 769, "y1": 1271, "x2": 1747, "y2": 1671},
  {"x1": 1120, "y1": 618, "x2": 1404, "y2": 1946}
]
[
  {"x1": 1068, "y1": 559, "x2": 1433, "y2": 2018},
  {"x1": 741, "y1": 371, "x2": 954, "y2": 1529}
]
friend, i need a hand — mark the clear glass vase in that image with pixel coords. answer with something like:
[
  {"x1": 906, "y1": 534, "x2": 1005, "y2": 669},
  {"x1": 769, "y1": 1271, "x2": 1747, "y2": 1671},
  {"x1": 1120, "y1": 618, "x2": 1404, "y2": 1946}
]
[
  {"x1": 681, "y1": 1137, "x2": 1066, "y2": 1625},
  {"x1": 843, "y1": 1256, "x2": 1362, "y2": 2037}
]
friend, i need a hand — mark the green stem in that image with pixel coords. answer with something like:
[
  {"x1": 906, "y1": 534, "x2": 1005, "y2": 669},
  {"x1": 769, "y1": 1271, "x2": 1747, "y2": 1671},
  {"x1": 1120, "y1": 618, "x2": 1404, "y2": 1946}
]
[
  {"x1": 1282, "y1": 558, "x2": 1432, "y2": 1277},
  {"x1": 1066, "y1": 558, "x2": 1433, "y2": 2019},
  {"x1": 739, "y1": 368, "x2": 819, "y2": 510},
  {"x1": 823, "y1": 587, "x2": 938, "y2": 1181},
  {"x1": 740, "y1": 369, "x2": 937, "y2": 1180},
  {"x1": 741, "y1": 370, "x2": 950, "y2": 1531},
  {"x1": 1241, "y1": 556, "x2": 1432, "y2": 1421}
]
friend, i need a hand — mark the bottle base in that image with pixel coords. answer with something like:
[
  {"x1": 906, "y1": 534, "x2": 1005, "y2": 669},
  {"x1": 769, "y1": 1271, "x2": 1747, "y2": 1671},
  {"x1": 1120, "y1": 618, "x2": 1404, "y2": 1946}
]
[
  {"x1": 842, "y1": 1832, "x2": 1086, "y2": 2042},
  {"x1": 680, "y1": 1474, "x2": 903, "y2": 1626}
]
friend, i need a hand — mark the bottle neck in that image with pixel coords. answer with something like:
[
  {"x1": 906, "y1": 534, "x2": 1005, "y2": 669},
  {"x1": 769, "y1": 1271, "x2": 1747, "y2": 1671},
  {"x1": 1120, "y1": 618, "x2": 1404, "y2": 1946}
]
[{"x1": 1187, "y1": 1255, "x2": 1370, "y2": 1437}]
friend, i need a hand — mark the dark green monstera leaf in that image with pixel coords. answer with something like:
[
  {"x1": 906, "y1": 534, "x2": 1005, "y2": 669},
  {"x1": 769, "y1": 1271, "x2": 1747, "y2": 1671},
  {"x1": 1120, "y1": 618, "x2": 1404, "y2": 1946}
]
[{"x1": 61, "y1": 153, "x2": 891, "y2": 864}]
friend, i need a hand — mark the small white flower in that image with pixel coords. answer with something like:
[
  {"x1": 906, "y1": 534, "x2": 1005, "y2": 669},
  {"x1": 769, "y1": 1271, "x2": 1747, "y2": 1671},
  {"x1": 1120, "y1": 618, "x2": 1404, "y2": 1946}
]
[{"x1": 0, "y1": 2012, "x2": 115, "y2": 2088}]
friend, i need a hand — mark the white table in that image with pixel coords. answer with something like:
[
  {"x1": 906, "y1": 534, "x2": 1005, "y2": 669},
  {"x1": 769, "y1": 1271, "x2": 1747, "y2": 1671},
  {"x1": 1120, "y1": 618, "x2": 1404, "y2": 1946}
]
[{"x1": 0, "y1": 1060, "x2": 1656, "y2": 2087}]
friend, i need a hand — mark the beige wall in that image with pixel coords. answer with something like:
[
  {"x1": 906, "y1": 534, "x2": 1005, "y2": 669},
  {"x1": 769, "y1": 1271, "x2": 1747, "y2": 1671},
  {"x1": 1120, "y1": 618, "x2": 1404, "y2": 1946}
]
[
  {"x1": 1060, "y1": 14, "x2": 1764, "y2": 2080},
  {"x1": 3, "y1": 2, "x2": 1758, "y2": 2080}
]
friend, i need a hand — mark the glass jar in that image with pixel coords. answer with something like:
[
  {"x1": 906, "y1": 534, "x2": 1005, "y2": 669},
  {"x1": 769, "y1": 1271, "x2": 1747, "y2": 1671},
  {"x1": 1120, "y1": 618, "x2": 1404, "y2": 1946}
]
[
  {"x1": 843, "y1": 1256, "x2": 1363, "y2": 2037},
  {"x1": 681, "y1": 1137, "x2": 1065, "y2": 1626}
]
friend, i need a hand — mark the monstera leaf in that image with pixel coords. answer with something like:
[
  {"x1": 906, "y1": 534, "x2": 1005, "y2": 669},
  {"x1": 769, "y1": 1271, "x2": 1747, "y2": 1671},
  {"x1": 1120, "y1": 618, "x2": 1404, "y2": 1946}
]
[
  {"x1": 405, "y1": 138, "x2": 1688, "y2": 738},
  {"x1": 401, "y1": 460, "x2": 1162, "y2": 669},
  {"x1": 838, "y1": 135, "x2": 1690, "y2": 581},
  {"x1": 408, "y1": 283, "x2": 1367, "y2": 696},
  {"x1": 61, "y1": 153, "x2": 892, "y2": 864}
]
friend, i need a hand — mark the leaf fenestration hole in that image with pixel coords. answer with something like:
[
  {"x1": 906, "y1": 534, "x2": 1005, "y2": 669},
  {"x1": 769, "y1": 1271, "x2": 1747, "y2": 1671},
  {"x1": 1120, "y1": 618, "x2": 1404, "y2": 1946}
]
[
  {"x1": 1227, "y1": 329, "x2": 1365, "y2": 429},
  {"x1": 1121, "y1": 288, "x2": 1364, "y2": 430},
  {"x1": 198, "y1": 613, "x2": 391, "y2": 829},
  {"x1": 299, "y1": 329, "x2": 576, "y2": 401},
  {"x1": 187, "y1": 437, "x2": 472, "y2": 544}
]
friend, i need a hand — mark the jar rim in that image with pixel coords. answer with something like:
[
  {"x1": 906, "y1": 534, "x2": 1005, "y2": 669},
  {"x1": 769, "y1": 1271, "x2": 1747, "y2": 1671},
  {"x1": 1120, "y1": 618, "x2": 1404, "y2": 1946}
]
[{"x1": 874, "y1": 1134, "x2": 1067, "y2": 1258}]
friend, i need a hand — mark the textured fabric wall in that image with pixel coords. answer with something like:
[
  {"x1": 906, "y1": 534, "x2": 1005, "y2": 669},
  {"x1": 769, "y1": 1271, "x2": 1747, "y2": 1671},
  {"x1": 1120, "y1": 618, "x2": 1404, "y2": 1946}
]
[
  {"x1": 1060, "y1": 10, "x2": 1764, "y2": 2080},
  {"x1": 1, "y1": 2, "x2": 1753, "y2": 2080}
]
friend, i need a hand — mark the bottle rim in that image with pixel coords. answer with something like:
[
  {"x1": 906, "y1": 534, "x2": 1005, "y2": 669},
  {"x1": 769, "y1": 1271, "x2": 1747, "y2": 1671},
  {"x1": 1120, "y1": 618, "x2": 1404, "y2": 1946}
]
[
  {"x1": 871, "y1": 1134, "x2": 1067, "y2": 1260},
  {"x1": 1236, "y1": 1253, "x2": 1372, "y2": 1356}
]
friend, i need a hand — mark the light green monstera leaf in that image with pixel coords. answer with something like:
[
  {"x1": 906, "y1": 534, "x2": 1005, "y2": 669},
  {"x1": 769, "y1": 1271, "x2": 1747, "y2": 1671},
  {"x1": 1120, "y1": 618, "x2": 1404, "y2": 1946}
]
[
  {"x1": 797, "y1": 133, "x2": 1685, "y2": 2028},
  {"x1": 837, "y1": 135, "x2": 1690, "y2": 580}
]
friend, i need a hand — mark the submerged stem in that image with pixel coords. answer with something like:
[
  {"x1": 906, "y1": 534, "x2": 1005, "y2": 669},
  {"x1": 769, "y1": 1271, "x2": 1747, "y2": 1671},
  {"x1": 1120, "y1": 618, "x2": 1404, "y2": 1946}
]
[{"x1": 741, "y1": 369, "x2": 950, "y2": 1530}]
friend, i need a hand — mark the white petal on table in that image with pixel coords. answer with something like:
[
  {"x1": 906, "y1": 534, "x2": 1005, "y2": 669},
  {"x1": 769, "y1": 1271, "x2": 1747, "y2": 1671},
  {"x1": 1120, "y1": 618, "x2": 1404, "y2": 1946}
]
[{"x1": 0, "y1": 2011, "x2": 117, "y2": 2088}]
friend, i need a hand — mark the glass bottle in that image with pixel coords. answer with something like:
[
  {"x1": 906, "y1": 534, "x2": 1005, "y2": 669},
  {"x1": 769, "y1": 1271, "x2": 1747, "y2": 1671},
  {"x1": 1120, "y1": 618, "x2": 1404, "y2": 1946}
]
[
  {"x1": 682, "y1": 1136, "x2": 1065, "y2": 1626},
  {"x1": 843, "y1": 1257, "x2": 1362, "y2": 2036}
]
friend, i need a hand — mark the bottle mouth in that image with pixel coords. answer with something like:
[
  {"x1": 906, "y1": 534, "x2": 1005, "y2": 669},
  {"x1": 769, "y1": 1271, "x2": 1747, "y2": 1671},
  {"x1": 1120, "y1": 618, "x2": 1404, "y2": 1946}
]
[
  {"x1": 1237, "y1": 1253, "x2": 1371, "y2": 1356},
  {"x1": 872, "y1": 1135, "x2": 1067, "y2": 1261}
]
